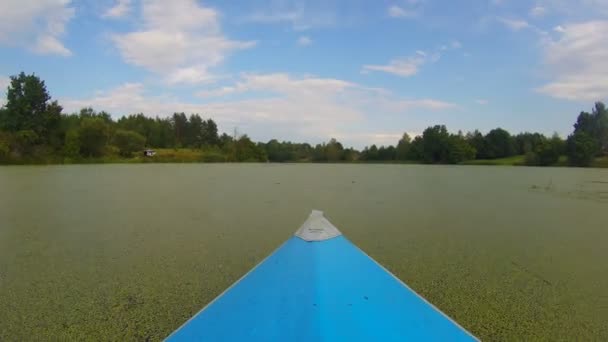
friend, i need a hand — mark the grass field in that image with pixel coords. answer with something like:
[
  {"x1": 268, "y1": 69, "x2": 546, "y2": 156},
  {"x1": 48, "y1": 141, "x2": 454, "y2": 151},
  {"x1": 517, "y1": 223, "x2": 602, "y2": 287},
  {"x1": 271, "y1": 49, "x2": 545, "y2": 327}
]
[
  {"x1": 460, "y1": 155, "x2": 526, "y2": 166},
  {"x1": 462, "y1": 155, "x2": 606, "y2": 168}
]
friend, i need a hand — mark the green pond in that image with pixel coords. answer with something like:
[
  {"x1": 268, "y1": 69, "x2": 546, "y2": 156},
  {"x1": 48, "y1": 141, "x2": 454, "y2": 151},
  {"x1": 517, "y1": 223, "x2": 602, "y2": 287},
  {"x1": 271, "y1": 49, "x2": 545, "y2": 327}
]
[{"x1": 1, "y1": 164, "x2": 607, "y2": 341}]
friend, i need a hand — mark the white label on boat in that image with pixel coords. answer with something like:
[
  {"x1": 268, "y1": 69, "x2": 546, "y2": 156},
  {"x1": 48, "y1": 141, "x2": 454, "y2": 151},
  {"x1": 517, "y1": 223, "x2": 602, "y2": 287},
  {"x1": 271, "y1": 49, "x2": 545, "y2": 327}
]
[{"x1": 295, "y1": 210, "x2": 342, "y2": 242}]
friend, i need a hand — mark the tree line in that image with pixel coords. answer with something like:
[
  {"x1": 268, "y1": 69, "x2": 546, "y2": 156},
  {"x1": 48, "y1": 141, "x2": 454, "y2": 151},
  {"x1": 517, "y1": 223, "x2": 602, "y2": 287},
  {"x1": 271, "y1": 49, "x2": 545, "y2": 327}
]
[{"x1": 0, "y1": 72, "x2": 606, "y2": 166}]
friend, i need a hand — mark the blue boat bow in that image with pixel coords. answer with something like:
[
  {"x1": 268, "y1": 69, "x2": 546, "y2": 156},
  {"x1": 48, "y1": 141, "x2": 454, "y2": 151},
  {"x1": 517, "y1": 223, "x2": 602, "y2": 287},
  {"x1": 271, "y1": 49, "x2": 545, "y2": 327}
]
[{"x1": 166, "y1": 210, "x2": 477, "y2": 341}]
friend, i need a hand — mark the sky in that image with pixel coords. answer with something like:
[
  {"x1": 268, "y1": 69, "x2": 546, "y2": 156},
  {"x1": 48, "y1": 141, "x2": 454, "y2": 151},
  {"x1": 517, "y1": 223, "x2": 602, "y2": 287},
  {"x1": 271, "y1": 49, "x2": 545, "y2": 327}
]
[{"x1": 1, "y1": 0, "x2": 607, "y2": 148}]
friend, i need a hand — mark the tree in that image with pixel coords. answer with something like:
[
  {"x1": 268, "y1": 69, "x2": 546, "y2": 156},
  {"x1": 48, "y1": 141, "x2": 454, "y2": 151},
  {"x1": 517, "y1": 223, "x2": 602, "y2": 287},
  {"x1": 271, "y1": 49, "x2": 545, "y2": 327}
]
[
  {"x1": 447, "y1": 135, "x2": 476, "y2": 163},
  {"x1": 420, "y1": 125, "x2": 451, "y2": 163},
  {"x1": 567, "y1": 131, "x2": 598, "y2": 167},
  {"x1": 201, "y1": 119, "x2": 219, "y2": 146},
  {"x1": 514, "y1": 132, "x2": 545, "y2": 155},
  {"x1": 465, "y1": 130, "x2": 486, "y2": 158},
  {"x1": 538, "y1": 137, "x2": 562, "y2": 166},
  {"x1": 572, "y1": 102, "x2": 608, "y2": 155},
  {"x1": 396, "y1": 133, "x2": 411, "y2": 160},
  {"x1": 325, "y1": 138, "x2": 344, "y2": 162},
  {"x1": 113, "y1": 129, "x2": 146, "y2": 157},
  {"x1": 172, "y1": 112, "x2": 188, "y2": 147},
  {"x1": 0, "y1": 72, "x2": 62, "y2": 144},
  {"x1": 360, "y1": 145, "x2": 379, "y2": 161},
  {"x1": 63, "y1": 129, "x2": 80, "y2": 159},
  {"x1": 78, "y1": 118, "x2": 109, "y2": 157},
  {"x1": 234, "y1": 135, "x2": 266, "y2": 162},
  {"x1": 13, "y1": 130, "x2": 38, "y2": 156},
  {"x1": 484, "y1": 128, "x2": 514, "y2": 159}
]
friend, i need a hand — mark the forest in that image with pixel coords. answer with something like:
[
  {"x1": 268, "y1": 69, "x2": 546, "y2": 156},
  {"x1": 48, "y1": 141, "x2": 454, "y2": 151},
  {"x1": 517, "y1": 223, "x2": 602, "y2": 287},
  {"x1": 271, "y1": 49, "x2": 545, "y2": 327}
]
[{"x1": 1, "y1": 72, "x2": 606, "y2": 167}]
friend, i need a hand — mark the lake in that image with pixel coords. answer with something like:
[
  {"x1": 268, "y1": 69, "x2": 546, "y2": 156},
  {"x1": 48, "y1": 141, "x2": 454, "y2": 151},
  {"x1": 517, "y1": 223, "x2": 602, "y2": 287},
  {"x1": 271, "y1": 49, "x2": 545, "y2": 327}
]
[{"x1": 1, "y1": 164, "x2": 607, "y2": 340}]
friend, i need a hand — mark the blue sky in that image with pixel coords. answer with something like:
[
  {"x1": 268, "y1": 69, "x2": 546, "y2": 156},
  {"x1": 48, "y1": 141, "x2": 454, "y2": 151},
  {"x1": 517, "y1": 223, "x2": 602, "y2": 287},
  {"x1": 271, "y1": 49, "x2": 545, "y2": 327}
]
[{"x1": 1, "y1": 0, "x2": 607, "y2": 147}]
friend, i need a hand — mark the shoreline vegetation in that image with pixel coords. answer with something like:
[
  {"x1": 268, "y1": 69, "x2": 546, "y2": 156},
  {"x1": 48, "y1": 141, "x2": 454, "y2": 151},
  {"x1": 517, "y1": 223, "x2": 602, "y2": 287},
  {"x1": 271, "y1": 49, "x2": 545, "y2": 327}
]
[{"x1": 1, "y1": 72, "x2": 607, "y2": 168}]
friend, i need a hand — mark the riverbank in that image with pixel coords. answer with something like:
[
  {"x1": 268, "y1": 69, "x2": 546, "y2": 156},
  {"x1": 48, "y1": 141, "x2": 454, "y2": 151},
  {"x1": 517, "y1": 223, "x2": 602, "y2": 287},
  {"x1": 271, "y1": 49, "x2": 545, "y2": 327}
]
[
  {"x1": 460, "y1": 155, "x2": 608, "y2": 168},
  {"x1": 2, "y1": 150, "x2": 608, "y2": 168}
]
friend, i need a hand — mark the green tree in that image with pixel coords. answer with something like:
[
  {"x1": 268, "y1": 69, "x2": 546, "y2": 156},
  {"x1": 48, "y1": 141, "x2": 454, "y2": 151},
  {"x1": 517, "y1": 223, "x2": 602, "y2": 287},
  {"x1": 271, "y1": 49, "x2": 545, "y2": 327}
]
[
  {"x1": 572, "y1": 102, "x2": 608, "y2": 155},
  {"x1": 63, "y1": 129, "x2": 80, "y2": 159},
  {"x1": 567, "y1": 131, "x2": 598, "y2": 167},
  {"x1": 13, "y1": 130, "x2": 39, "y2": 156},
  {"x1": 420, "y1": 125, "x2": 451, "y2": 163},
  {"x1": 234, "y1": 135, "x2": 266, "y2": 161},
  {"x1": 325, "y1": 138, "x2": 344, "y2": 162},
  {"x1": 396, "y1": 133, "x2": 411, "y2": 160},
  {"x1": 0, "y1": 72, "x2": 62, "y2": 144},
  {"x1": 466, "y1": 130, "x2": 486, "y2": 158},
  {"x1": 201, "y1": 119, "x2": 219, "y2": 146},
  {"x1": 484, "y1": 128, "x2": 515, "y2": 159},
  {"x1": 113, "y1": 129, "x2": 146, "y2": 157},
  {"x1": 172, "y1": 112, "x2": 188, "y2": 147},
  {"x1": 447, "y1": 135, "x2": 476, "y2": 163},
  {"x1": 78, "y1": 118, "x2": 109, "y2": 157}
]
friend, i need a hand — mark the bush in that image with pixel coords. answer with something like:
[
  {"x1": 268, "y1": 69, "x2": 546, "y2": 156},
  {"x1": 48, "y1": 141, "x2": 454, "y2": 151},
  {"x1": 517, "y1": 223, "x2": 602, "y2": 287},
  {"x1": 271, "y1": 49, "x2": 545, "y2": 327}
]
[
  {"x1": 113, "y1": 129, "x2": 146, "y2": 157},
  {"x1": 524, "y1": 151, "x2": 539, "y2": 166},
  {"x1": 63, "y1": 129, "x2": 80, "y2": 159},
  {"x1": 79, "y1": 118, "x2": 109, "y2": 157},
  {"x1": 0, "y1": 141, "x2": 9, "y2": 163},
  {"x1": 567, "y1": 132, "x2": 598, "y2": 167},
  {"x1": 201, "y1": 151, "x2": 226, "y2": 162}
]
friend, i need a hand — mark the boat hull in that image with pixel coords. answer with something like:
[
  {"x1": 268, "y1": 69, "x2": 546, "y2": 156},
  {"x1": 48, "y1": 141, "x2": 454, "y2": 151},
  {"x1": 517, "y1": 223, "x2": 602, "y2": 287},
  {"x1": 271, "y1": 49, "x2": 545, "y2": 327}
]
[{"x1": 167, "y1": 235, "x2": 476, "y2": 341}]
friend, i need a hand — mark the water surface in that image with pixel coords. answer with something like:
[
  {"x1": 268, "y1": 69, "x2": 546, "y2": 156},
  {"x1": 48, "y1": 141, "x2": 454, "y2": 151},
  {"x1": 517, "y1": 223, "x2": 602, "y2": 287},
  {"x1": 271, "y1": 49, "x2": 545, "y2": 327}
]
[{"x1": 1, "y1": 164, "x2": 607, "y2": 340}]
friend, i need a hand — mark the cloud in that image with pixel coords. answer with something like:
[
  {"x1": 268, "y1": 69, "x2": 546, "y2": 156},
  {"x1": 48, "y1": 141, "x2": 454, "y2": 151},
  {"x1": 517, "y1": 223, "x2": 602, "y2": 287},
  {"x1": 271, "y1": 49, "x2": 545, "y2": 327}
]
[
  {"x1": 111, "y1": 0, "x2": 255, "y2": 84},
  {"x1": 0, "y1": 0, "x2": 75, "y2": 56},
  {"x1": 475, "y1": 99, "x2": 489, "y2": 105},
  {"x1": 0, "y1": 76, "x2": 9, "y2": 106},
  {"x1": 63, "y1": 73, "x2": 456, "y2": 147},
  {"x1": 363, "y1": 55, "x2": 426, "y2": 77},
  {"x1": 362, "y1": 41, "x2": 459, "y2": 77},
  {"x1": 537, "y1": 21, "x2": 608, "y2": 101},
  {"x1": 529, "y1": 6, "x2": 547, "y2": 17},
  {"x1": 103, "y1": 0, "x2": 131, "y2": 19},
  {"x1": 243, "y1": 6, "x2": 335, "y2": 31},
  {"x1": 388, "y1": 5, "x2": 417, "y2": 18},
  {"x1": 498, "y1": 18, "x2": 531, "y2": 31},
  {"x1": 534, "y1": 0, "x2": 608, "y2": 16},
  {"x1": 297, "y1": 36, "x2": 313, "y2": 46}
]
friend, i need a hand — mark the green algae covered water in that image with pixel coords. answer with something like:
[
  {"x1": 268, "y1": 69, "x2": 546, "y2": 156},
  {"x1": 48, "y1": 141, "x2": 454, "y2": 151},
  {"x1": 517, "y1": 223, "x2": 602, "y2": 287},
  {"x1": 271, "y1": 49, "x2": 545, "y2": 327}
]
[{"x1": 1, "y1": 164, "x2": 607, "y2": 340}]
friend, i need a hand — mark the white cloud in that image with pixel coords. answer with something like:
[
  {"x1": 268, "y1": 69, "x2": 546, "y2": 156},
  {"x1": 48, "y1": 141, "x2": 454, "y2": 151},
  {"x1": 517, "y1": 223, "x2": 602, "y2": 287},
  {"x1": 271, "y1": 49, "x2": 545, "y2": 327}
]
[
  {"x1": 166, "y1": 66, "x2": 217, "y2": 85},
  {"x1": 0, "y1": 76, "x2": 9, "y2": 90},
  {"x1": 297, "y1": 36, "x2": 313, "y2": 46},
  {"x1": 103, "y1": 0, "x2": 131, "y2": 19},
  {"x1": 244, "y1": 7, "x2": 335, "y2": 31},
  {"x1": 535, "y1": 0, "x2": 608, "y2": 16},
  {"x1": 362, "y1": 41, "x2": 459, "y2": 77},
  {"x1": 388, "y1": 6, "x2": 417, "y2": 18},
  {"x1": 498, "y1": 18, "x2": 531, "y2": 31},
  {"x1": 476, "y1": 99, "x2": 489, "y2": 105},
  {"x1": 62, "y1": 74, "x2": 456, "y2": 147},
  {"x1": 529, "y1": 6, "x2": 547, "y2": 17},
  {"x1": 363, "y1": 56, "x2": 426, "y2": 77},
  {"x1": 0, "y1": 0, "x2": 74, "y2": 56},
  {"x1": 0, "y1": 76, "x2": 9, "y2": 107},
  {"x1": 537, "y1": 21, "x2": 608, "y2": 101},
  {"x1": 111, "y1": 0, "x2": 255, "y2": 84}
]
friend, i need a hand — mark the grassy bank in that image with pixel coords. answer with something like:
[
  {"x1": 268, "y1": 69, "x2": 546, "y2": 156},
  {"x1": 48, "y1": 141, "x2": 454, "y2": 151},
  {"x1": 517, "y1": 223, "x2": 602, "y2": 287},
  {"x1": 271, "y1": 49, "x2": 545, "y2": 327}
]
[
  {"x1": 460, "y1": 155, "x2": 526, "y2": 166},
  {"x1": 461, "y1": 155, "x2": 607, "y2": 168},
  {"x1": 3, "y1": 150, "x2": 608, "y2": 168}
]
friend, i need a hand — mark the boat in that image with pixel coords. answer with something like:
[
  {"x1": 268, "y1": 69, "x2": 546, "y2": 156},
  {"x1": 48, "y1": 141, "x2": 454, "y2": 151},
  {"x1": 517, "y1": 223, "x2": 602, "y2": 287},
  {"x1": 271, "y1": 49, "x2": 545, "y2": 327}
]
[{"x1": 166, "y1": 210, "x2": 477, "y2": 341}]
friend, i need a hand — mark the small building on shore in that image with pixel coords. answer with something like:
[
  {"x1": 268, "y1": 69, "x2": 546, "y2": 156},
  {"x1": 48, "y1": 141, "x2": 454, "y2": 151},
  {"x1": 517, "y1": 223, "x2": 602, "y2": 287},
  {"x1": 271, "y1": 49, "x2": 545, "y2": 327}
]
[{"x1": 143, "y1": 149, "x2": 156, "y2": 157}]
